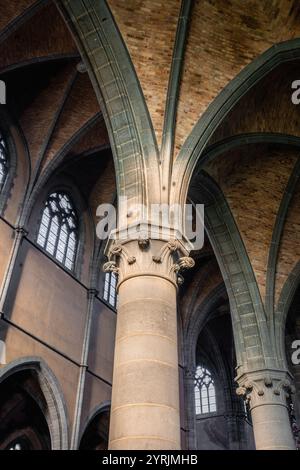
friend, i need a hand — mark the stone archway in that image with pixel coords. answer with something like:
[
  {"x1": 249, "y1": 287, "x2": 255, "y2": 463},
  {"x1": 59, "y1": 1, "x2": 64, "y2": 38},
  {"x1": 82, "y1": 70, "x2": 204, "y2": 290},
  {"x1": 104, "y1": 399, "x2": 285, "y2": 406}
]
[
  {"x1": 0, "y1": 357, "x2": 69, "y2": 449},
  {"x1": 79, "y1": 402, "x2": 110, "y2": 450}
]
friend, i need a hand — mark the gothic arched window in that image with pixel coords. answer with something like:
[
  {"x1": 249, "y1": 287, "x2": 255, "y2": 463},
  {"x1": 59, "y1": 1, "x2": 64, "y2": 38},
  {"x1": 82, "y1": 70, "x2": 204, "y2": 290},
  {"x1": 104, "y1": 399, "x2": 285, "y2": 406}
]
[
  {"x1": 7, "y1": 438, "x2": 30, "y2": 450},
  {"x1": 194, "y1": 365, "x2": 217, "y2": 414},
  {"x1": 37, "y1": 191, "x2": 79, "y2": 270},
  {"x1": 9, "y1": 442, "x2": 22, "y2": 450},
  {"x1": 0, "y1": 131, "x2": 9, "y2": 192},
  {"x1": 103, "y1": 272, "x2": 117, "y2": 308}
]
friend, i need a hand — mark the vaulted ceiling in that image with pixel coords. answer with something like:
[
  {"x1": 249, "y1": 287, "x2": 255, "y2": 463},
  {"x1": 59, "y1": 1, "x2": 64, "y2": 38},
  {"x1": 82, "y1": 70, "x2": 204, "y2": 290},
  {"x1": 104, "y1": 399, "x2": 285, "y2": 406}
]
[
  {"x1": 0, "y1": 0, "x2": 115, "y2": 226},
  {"x1": 1, "y1": 0, "x2": 300, "y2": 342}
]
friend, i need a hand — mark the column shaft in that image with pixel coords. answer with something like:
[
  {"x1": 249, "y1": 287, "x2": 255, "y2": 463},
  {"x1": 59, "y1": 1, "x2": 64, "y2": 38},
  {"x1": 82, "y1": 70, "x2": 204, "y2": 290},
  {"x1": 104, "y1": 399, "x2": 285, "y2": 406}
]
[
  {"x1": 105, "y1": 236, "x2": 194, "y2": 450},
  {"x1": 109, "y1": 274, "x2": 181, "y2": 450},
  {"x1": 237, "y1": 370, "x2": 296, "y2": 450},
  {"x1": 251, "y1": 401, "x2": 294, "y2": 450}
]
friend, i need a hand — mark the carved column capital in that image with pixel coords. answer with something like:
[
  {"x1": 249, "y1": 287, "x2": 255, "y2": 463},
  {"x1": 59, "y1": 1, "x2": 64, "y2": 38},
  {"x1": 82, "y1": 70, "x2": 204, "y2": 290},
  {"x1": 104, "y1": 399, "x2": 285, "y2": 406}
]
[
  {"x1": 103, "y1": 233, "x2": 195, "y2": 288},
  {"x1": 236, "y1": 369, "x2": 294, "y2": 409}
]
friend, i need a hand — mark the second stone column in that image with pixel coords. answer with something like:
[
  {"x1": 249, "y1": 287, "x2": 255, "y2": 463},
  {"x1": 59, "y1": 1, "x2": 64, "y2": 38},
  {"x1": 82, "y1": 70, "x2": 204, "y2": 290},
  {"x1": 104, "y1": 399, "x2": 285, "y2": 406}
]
[{"x1": 104, "y1": 236, "x2": 194, "y2": 450}]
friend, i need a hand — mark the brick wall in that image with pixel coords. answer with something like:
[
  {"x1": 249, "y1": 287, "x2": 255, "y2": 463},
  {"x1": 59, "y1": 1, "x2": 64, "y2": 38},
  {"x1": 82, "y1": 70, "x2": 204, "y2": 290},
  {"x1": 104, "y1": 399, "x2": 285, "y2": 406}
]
[
  {"x1": 175, "y1": 0, "x2": 300, "y2": 155},
  {"x1": 206, "y1": 144, "x2": 298, "y2": 303},
  {"x1": 0, "y1": 2, "x2": 77, "y2": 70},
  {"x1": 108, "y1": 0, "x2": 181, "y2": 148},
  {"x1": 276, "y1": 179, "x2": 300, "y2": 305},
  {"x1": 210, "y1": 62, "x2": 300, "y2": 144}
]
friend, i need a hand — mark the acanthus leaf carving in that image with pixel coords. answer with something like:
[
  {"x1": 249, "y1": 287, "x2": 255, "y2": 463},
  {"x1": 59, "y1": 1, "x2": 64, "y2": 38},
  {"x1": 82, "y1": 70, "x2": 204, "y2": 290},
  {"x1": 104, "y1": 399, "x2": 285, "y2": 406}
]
[
  {"x1": 104, "y1": 238, "x2": 194, "y2": 286},
  {"x1": 175, "y1": 256, "x2": 195, "y2": 272},
  {"x1": 103, "y1": 261, "x2": 119, "y2": 274},
  {"x1": 107, "y1": 243, "x2": 136, "y2": 266},
  {"x1": 236, "y1": 371, "x2": 295, "y2": 408}
]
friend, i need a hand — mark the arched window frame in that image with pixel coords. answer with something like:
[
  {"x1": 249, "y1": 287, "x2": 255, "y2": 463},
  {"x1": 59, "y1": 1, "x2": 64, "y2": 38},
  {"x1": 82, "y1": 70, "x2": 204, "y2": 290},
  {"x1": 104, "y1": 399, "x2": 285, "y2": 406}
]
[
  {"x1": 194, "y1": 365, "x2": 217, "y2": 415},
  {"x1": 0, "y1": 114, "x2": 18, "y2": 215},
  {"x1": 7, "y1": 436, "x2": 31, "y2": 450},
  {"x1": 79, "y1": 402, "x2": 110, "y2": 450},
  {"x1": 103, "y1": 271, "x2": 118, "y2": 309},
  {"x1": 0, "y1": 130, "x2": 9, "y2": 192},
  {"x1": 36, "y1": 190, "x2": 80, "y2": 272}
]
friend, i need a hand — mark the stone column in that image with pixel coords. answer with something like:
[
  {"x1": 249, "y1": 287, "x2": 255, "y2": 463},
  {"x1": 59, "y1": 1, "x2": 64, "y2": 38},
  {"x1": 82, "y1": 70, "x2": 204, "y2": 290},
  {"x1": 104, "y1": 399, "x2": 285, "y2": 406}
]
[
  {"x1": 184, "y1": 366, "x2": 197, "y2": 450},
  {"x1": 236, "y1": 370, "x2": 296, "y2": 450},
  {"x1": 104, "y1": 234, "x2": 194, "y2": 450},
  {"x1": 0, "y1": 227, "x2": 27, "y2": 316}
]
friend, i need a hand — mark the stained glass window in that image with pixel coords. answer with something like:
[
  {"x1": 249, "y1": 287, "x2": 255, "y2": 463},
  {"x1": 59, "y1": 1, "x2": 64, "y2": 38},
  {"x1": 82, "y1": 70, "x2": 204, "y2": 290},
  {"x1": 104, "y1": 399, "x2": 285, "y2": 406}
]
[
  {"x1": 194, "y1": 365, "x2": 217, "y2": 414},
  {"x1": 0, "y1": 131, "x2": 8, "y2": 191},
  {"x1": 103, "y1": 272, "x2": 118, "y2": 308},
  {"x1": 7, "y1": 437, "x2": 30, "y2": 450},
  {"x1": 9, "y1": 442, "x2": 22, "y2": 450},
  {"x1": 37, "y1": 192, "x2": 78, "y2": 270}
]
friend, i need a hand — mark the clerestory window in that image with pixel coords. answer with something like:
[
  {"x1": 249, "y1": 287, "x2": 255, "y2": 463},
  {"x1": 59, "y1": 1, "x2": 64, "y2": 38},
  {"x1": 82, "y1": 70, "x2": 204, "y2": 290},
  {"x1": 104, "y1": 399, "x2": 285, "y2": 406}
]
[
  {"x1": 194, "y1": 365, "x2": 217, "y2": 414},
  {"x1": 103, "y1": 271, "x2": 118, "y2": 309},
  {"x1": 0, "y1": 131, "x2": 9, "y2": 192},
  {"x1": 37, "y1": 191, "x2": 79, "y2": 270}
]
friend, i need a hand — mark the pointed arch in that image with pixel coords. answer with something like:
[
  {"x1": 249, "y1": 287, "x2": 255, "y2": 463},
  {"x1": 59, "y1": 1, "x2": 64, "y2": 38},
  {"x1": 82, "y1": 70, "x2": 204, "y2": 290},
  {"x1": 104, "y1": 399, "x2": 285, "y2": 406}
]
[
  {"x1": 275, "y1": 261, "x2": 300, "y2": 370},
  {"x1": 189, "y1": 171, "x2": 275, "y2": 374},
  {"x1": 171, "y1": 38, "x2": 300, "y2": 207},
  {"x1": 56, "y1": 0, "x2": 161, "y2": 225},
  {"x1": 0, "y1": 356, "x2": 70, "y2": 449},
  {"x1": 0, "y1": 106, "x2": 31, "y2": 221},
  {"x1": 20, "y1": 113, "x2": 103, "y2": 226},
  {"x1": 79, "y1": 401, "x2": 110, "y2": 450},
  {"x1": 184, "y1": 282, "x2": 227, "y2": 368}
]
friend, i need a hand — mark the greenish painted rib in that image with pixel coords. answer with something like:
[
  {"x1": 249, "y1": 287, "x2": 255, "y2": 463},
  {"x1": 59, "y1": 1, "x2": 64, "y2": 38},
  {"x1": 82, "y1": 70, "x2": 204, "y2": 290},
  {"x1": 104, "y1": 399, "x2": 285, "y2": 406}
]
[
  {"x1": 171, "y1": 38, "x2": 300, "y2": 207},
  {"x1": 0, "y1": 0, "x2": 48, "y2": 44},
  {"x1": 57, "y1": 0, "x2": 160, "y2": 210},
  {"x1": 161, "y1": 0, "x2": 192, "y2": 199},
  {"x1": 199, "y1": 133, "x2": 300, "y2": 170},
  {"x1": 21, "y1": 112, "x2": 103, "y2": 225},
  {"x1": 30, "y1": 69, "x2": 79, "y2": 190},
  {"x1": 266, "y1": 157, "x2": 300, "y2": 335},
  {"x1": 275, "y1": 260, "x2": 300, "y2": 369},
  {"x1": 189, "y1": 171, "x2": 275, "y2": 373},
  {"x1": 190, "y1": 132, "x2": 300, "y2": 368}
]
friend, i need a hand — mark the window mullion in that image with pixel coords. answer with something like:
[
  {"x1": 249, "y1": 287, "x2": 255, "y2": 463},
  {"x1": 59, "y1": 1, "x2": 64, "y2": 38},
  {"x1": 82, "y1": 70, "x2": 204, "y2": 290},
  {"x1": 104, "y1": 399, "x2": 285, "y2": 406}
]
[
  {"x1": 62, "y1": 229, "x2": 70, "y2": 266},
  {"x1": 43, "y1": 206, "x2": 53, "y2": 245},
  {"x1": 195, "y1": 366, "x2": 216, "y2": 415},
  {"x1": 207, "y1": 383, "x2": 210, "y2": 411},
  {"x1": 37, "y1": 192, "x2": 79, "y2": 271},
  {"x1": 53, "y1": 216, "x2": 62, "y2": 260}
]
